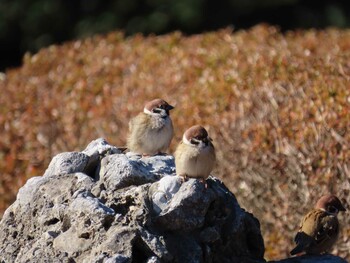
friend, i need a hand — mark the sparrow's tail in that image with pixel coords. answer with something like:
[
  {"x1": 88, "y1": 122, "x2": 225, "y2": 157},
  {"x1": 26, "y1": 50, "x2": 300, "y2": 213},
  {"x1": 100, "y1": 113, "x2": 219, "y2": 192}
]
[{"x1": 290, "y1": 244, "x2": 303, "y2": 255}]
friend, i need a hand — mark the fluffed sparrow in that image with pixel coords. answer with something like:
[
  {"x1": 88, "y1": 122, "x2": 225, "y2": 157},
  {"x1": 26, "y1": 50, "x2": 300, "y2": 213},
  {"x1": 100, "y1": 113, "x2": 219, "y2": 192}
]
[
  {"x1": 127, "y1": 98, "x2": 174, "y2": 156},
  {"x1": 174, "y1": 125, "x2": 216, "y2": 184},
  {"x1": 290, "y1": 194, "x2": 346, "y2": 255}
]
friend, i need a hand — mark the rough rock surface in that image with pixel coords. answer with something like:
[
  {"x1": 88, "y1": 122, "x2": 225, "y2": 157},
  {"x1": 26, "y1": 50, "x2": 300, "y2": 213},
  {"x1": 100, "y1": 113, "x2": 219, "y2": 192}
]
[{"x1": 0, "y1": 138, "x2": 345, "y2": 263}]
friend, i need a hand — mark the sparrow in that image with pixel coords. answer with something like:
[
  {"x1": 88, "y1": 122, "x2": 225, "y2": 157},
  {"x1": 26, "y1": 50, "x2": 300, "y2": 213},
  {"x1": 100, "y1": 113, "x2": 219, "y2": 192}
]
[
  {"x1": 127, "y1": 98, "x2": 174, "y2": 156},
  {"x1": 174, "y1": 125, "x2": 216, "y2": 185},
  {"x1": 290, "y1": 194, "x2": 346, "y2": 255}
]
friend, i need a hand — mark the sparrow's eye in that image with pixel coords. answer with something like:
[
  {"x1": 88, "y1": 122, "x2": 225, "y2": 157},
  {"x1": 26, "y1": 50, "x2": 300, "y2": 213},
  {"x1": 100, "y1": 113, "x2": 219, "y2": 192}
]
[
  {"x1": 190, "y1": 139, "x2": 199, "y2": 145},
  {"x1": 328, "y1": 206, "x2": 338, "y2": 214},
  {"x1": 152, "y1": 108, "x2": 162, "y2": 114}
]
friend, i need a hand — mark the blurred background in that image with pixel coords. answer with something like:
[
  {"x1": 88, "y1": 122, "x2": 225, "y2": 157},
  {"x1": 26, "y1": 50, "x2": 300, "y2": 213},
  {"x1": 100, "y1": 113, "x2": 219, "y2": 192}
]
[{"x1": 1, "y1": 0, "x2": 350, "y2": 71}]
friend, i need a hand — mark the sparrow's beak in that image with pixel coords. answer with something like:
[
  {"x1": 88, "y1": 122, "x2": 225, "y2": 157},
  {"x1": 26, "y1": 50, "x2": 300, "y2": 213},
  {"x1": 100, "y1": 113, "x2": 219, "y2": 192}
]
[
  {"x1": 166, "y1": 104, "x2": 174, "y2": 111},
  {"x1": 202, "y1": 137, "x2": 211, "y2": 146},
  {"x1": 339, "y1": 205, "x2": 346, "y2": 212},
  {"x1": 165, "y1": 104, "x2": 174, "y2": 115}
]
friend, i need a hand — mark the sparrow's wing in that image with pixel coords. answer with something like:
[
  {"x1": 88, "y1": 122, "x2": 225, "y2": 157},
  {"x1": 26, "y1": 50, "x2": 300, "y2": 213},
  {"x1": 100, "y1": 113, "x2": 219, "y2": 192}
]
[
  {"x1": 290, "y1": 232, "x2": 313, "y2": 255},
  {"x1": 290, "y1": 210, "x2": 339, "y2": 255},
  {"x1": 126, "y1": 114, "x2": 146, "y2": 150},
  {"x1": 128, "y1": 117, "x2": 135, "y2": 132},
  {"x1": 314, "y1": 215, "x2": 339, "y2": 245},
  {"x1": 128, "y1": 114, "x2": 147, "y2": 133},
  {"x1": 290, "y1": 209, "x2": 322, "y2": 255}
]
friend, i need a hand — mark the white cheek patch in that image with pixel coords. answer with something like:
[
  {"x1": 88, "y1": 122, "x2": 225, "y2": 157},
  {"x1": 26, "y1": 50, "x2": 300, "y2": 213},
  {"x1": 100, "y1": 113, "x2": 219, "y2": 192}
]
[
  {"x1": 183, "y1": 134, "x2": 192, "y2": 146},
  {"x1": 144, "y1": 108, "x2": 156, "y2": 116},
  {"x1": 144, "y1": 107, "x2": 168, "y2": 117},
  {"x1": 183, "y1": 136, "x2": 205, "y2": 148}
]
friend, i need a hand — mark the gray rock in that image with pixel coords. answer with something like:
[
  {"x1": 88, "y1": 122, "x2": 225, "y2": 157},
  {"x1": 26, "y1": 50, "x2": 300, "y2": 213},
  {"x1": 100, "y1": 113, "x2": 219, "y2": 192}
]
[
  {"x1": 125, "y1": 151, "x2": 176, "y2": 177},
  {"x1": 83, "y1": 138, "x2": 126, "y2": 179},
  {"x1": 269, "y1": 255, "x2": 348, "y2": 263},
  {"x1": 6, "y1": 138, "x2": 339, "y2": 263},
  {"x1": 150, "y1": 175, "x2": 182, "y2": 214},
  {"x1": 149, "y1": 176, "x2": 266, "y2": 262},
  {"x1": 153, "y1": 178, "x2": 213, "y2": 231},
  {"x1": 147, "y1": 256, "x2": 161, "y2": 263},
  {"x1": 83, "y1": 138, "x2": 125, "y2": 158},
  {"x1": 43, "y1": 151, "x2": 90, "y2": 177},
  {"x1": 94, "y1": 153, "x2": 175, "y2": 193},
  {"x1": 104, "y1": 254, "x2": 131, "y2": 263},
  {"x1": 0, "y1": 172, "x2": 95, "y2": 262}
]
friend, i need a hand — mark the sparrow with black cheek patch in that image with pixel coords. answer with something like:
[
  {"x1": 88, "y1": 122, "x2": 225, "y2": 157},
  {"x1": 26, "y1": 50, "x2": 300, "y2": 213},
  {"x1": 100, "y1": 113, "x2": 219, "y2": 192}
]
[
  {"x1": 174, "y1": 125, "x2": 216, "y2": 186},
  {"x1": 127, "y1": 98, "x2": 174, "y2": 156},
  {"x1": 290, "y1": 194, "x2": 346, "y2": 256}
]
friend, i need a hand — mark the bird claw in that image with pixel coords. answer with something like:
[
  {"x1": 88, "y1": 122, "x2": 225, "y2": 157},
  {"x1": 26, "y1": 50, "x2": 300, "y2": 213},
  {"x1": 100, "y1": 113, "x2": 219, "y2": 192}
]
[
  {"x1": 200, "y1": 178, "x2": 208, "y2": 189},
  {"x1": 142, "y1": 152, "x2": 166, "y2": 157},
  {"x1": 179, "y1": 174, "x2": 188, "y2": 183},
  {"x1": 179, "y1": 175, "x2": 207, "y2": 188}
]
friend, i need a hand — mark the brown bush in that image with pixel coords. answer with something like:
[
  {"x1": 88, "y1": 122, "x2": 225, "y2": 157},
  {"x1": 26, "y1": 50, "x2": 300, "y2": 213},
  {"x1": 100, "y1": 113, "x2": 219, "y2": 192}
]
[{"x1": 0, "y1": 25, "x2": 349, "y2": 260}]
